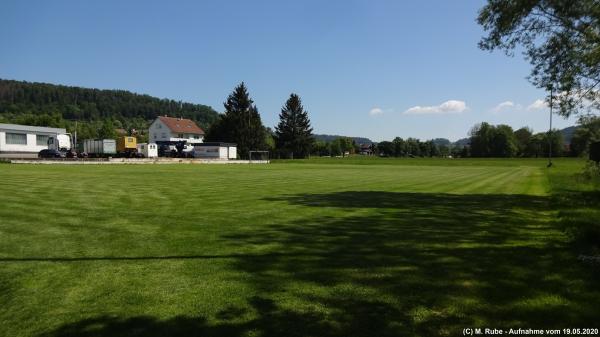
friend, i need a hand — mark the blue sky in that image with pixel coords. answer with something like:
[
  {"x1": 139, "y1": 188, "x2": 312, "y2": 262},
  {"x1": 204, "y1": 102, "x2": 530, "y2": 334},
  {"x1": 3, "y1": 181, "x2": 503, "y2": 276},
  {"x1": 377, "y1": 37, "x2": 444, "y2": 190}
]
[{"x1": 0, "y1": 0, "x2": 579, "y2": 141}]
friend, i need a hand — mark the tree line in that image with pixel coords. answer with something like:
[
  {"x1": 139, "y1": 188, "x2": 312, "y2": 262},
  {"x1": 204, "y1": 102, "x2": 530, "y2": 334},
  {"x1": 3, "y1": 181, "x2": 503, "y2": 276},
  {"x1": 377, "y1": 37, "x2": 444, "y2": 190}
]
[
  {"x1": 357, "y1": 116, "x2": 599, "y2": 159},
  {"x1": 469, "y1": 123, "x2": 563, "y2": 158},
  {"x1": 0, "y1": 78, "x2": 219, "y2": 140},
  {"x1": 0, "y1": 79, "x2": 315, "y2": 158},
  {"x1": 468, "y1": 117, "x2": 600, "y2": 158},
  {"x1": 2, "y1": 79, "x2": 597, "y2": 160}
]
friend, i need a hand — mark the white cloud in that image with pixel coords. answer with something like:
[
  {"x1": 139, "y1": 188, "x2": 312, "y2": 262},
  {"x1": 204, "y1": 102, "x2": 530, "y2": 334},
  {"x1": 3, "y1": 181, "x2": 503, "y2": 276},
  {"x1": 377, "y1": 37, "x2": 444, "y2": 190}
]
[
  {"x1": 369, "y1": 107, "x2": 384, "y2": 116},
  {"x1": 492, "y1": 101, "x2": 515, "y2": 113},
  {"x1": 404, "y1": 100, "x2": 468, "y2": 115},
  {"x1": 527, "y1": 99, "x2": 547, "y2": 111}
]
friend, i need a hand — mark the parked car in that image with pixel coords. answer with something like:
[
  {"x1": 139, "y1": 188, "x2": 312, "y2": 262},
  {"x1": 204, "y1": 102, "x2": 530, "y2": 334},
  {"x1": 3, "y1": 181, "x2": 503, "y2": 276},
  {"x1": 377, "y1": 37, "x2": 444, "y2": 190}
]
[{"x1": 38, "y1": 149, "x2": 65, "y2": 158}]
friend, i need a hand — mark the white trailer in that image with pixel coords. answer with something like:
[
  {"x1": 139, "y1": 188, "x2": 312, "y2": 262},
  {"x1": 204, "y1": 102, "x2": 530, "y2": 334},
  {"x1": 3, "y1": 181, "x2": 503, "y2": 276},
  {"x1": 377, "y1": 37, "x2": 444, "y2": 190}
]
[
  {"x1": 83, "y1": 139, "x2": 117, "y2": 156},
  {"x1": 192, "y1": 143, "x2": 237, "y2": 159},
  {"x1": 137, "y1": 143, "x2": 158, "y2": 158}
]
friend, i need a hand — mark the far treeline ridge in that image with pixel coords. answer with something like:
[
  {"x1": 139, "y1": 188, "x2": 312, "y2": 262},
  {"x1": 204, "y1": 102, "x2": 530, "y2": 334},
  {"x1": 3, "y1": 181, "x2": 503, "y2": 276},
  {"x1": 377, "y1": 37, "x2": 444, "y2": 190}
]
[
  {"x1": 0, "y1": 78, "x2": 220, "y2": 142},
  {"x1": 0, "y1": 78, "x2": 599, "y2": 159}
]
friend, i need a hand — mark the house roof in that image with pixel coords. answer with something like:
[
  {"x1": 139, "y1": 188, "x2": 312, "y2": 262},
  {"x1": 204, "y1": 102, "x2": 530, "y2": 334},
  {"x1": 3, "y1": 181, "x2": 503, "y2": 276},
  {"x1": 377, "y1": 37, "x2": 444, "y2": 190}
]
[{"x1": 158, "y1": 116, "x2": 205, "y2": 135}]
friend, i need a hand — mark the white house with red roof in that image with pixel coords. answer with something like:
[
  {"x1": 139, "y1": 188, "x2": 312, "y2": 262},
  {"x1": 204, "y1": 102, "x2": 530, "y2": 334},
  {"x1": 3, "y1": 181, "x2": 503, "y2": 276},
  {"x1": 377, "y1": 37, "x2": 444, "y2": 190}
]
[{"x1": 149, "y1": 116, "x2": 205, "y2": 144}]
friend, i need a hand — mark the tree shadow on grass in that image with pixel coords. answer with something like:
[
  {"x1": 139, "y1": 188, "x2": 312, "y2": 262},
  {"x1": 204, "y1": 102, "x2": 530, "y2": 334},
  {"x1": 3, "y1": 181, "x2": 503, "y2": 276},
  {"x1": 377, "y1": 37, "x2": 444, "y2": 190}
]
[
  {"x1": 38, "y1": 191, "x2": 600, "y2": 337},
  {"x1": 228, "y1": 192, "x2": 600, "y2": 331},
  {"x1": 551, "y1": 189, "x2": 600, "y2": 253}
]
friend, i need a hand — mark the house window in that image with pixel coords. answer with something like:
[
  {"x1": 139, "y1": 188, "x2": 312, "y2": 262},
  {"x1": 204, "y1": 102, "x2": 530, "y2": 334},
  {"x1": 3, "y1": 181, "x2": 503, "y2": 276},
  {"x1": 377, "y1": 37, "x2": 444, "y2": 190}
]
[
  {"x1": 161, "y1": 133, "x2": 166, "y2": 138},
  {"x1": 6, "y1": 133, "x2": 27, "y2": 145},
  {"x1": 154, "y1": 134, "x2": 157, "y2": 139},
  {"x1": 158, "y1": 124, "x2": 161, "y2": 128},
  {"x1": 193, "y1": 135, "x2": 199, "y2": 139},
  {"x1": 36, "y1": 135, "x2": 49, "y2": 146},
  {"x1": 178, "y1": 133, "x2": 184, "y2": 138}
]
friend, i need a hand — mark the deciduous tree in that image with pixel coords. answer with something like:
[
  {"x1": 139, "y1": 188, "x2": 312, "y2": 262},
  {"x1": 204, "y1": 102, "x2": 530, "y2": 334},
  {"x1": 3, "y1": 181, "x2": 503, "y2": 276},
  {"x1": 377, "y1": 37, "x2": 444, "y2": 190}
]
[{"x1": 478, "y1": 0, "x2": 600, "y2": 116}]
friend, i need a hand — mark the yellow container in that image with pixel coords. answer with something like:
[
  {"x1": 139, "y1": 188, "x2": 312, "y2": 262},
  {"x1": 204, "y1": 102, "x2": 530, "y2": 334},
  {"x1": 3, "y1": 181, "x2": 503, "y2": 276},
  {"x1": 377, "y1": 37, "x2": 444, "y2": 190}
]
[{"x1": 117, "y1": 136, "x2": 137, "y2": 153}]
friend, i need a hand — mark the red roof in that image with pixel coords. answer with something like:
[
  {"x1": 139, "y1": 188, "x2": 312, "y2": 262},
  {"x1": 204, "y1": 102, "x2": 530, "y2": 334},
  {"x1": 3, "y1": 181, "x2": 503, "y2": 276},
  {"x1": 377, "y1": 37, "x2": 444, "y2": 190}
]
[{"x1": 158, "y1": 116, "x2": 205, "y2": 135}]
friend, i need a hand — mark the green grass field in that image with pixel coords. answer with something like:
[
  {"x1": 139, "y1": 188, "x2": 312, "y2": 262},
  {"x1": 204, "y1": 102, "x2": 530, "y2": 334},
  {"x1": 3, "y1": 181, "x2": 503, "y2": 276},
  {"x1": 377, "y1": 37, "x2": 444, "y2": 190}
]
[{"x1": 1, "y1": 158, "x2": 599, "y2": 336}]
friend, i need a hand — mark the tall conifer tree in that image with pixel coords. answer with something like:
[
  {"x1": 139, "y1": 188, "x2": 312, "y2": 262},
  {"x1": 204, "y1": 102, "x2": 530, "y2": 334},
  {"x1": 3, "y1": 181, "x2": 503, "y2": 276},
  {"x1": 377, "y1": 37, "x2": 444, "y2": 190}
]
[
  {"x1": 275, "y1": 94, "x2": 314, "y2": 159},
  {"x1": 206, "y1": 82, "x2": 266, "y2": 159}
]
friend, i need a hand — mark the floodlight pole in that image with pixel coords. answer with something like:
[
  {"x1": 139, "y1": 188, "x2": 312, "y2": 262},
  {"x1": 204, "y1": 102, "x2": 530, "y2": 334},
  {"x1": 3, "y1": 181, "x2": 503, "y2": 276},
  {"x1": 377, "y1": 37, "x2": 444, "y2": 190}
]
[{"x1": 547, "y1": 87, "x2": 553, "y2": 167}]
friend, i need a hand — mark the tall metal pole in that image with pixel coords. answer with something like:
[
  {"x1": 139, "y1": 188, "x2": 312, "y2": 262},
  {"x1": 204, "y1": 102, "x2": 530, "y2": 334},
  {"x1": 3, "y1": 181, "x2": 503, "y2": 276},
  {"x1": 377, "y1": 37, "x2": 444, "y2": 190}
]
[
  {"x1": 74, "y1": 120, "x2": 78, "y2": 151},
  {"x1": 548, "y1": 87, "x2": 553, "y2": 167}
]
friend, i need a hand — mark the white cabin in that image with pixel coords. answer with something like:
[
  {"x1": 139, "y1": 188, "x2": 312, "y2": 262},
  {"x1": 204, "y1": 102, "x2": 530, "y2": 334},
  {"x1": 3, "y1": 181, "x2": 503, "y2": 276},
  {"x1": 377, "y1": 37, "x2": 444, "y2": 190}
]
[{"x1": 137, "y1": 143, "x2": 158, "y2": 158}]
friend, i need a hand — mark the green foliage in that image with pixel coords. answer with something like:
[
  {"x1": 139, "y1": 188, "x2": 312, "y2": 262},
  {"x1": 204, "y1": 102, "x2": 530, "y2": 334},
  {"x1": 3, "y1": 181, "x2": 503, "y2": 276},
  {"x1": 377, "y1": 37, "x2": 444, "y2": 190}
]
[
  {"x1": 98, "y1": 120, "x2": 117, "y2": 139},
  {"x1": 329, "y1": 140, "x2": 342, "y2": 157},
  {"x1": 514, "y1": 127, "x2": 533, "y2": 156},
  {"x1": 392, "y1": 137, "x2": 405, "y2": 156},
  {"x1": 478, "y1": 0, "x2": 600, "y2": 116},
  {"x1": 205, "y1": 83, "x2": 267, "y2": 159},
  {"x1": 580, "y1": 160, "x2": 600, "y2": 180},
  {"x1": 327, "y1": 137, "x2": 354, "y2": 157},
  {"x1": 590, "y1": 141, "x2": 600, "y2": 163},
  {"x1": 264, "y1": 127, "x2": 276, "y2": 153},
  {"x1": 548, "y1": 160, "x2": 600, "y2": 255},
  {"x1": 526, "y1": 129, "x2": 565, "y2": 158},
  {"x1": 492, "y1": 124, "x2": 518, "y2": 157},
  {"x1": 571, "y1": 115, "x2": 600, "y2": 156},
  {"x1": 275, "y1": 94, "x2": 314, "y2": 159},
  {"x1": 470, "y1": 123, "x2": 518, "y2": 157},
  {"x1": 0, "y1": 78, "x2": 219, "y2": 139},
  {"x1": 364, "y1": 137, "x2": 452, "y2": 158},
  {"x1": 377, "y1": 141, "x2": 394, "y2": 157},
  {"x1": 470, "y1": 122, "x2": 492, "y2": 157},
  {"x1": 310, "y1": 140, "x2": 330, "y2": 157},
  {"x1": 438, "y1": 144, "x2": 450, "y2": 157},
  {"x1": 405, "y1": 138, "x2": 421, "y2": 156}
]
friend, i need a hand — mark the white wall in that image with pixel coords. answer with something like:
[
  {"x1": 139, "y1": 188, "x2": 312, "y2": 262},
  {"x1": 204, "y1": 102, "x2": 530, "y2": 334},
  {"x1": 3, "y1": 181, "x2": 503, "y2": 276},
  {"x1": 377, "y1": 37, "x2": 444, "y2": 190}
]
[
  {"x1": 149, "y1": 119, "x2": 170, "y2": 143},
  {"x1": 0, "y1": 131, "x2": 50, "y2": 153},
  {"x1": 219, "y1": 146, "x2": 228, "y2": 159},
  {"x1": 137, "y1": 143, "x2": 158, "y2": 158},
  {"x1": 228, "y1": 146, "x2": 237, "y2": 159},
  {"x1": 193, "y1": 145, "x2": 237, "y2": 159},
  {"x1": 193, "y1": 146, "x2": 220, "y2": 158},
  {"x1": 149, "y1": 119, "x2": 204, "y2": 143}
]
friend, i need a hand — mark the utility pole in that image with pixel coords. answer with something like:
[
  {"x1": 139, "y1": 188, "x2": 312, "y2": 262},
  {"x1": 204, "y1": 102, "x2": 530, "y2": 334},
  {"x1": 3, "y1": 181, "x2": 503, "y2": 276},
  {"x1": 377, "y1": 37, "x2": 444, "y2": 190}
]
[{"x1": 547, "y1": 87, "x2": 553, "y2": 167}]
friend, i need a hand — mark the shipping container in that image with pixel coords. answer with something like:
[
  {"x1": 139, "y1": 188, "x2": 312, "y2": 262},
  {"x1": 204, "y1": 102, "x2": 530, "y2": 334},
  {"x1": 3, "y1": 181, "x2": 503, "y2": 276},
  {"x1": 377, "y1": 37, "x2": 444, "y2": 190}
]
[
  {"x1": 83, "y1": 139, "x2": 117, "y2": 156},
  {"x1": 117, "y1": 136, "x2": 137, "y2": 153}
]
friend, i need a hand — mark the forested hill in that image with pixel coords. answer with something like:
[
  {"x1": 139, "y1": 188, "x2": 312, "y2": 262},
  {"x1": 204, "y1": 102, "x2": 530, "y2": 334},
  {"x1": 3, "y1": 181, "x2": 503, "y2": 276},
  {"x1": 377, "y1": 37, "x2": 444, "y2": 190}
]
[
  {"x1": 0, "y1": 79, "x2": 220, "y2": 131},
  {"x1": 314, "y1": 134, "x2": 373, "y2": 145}
]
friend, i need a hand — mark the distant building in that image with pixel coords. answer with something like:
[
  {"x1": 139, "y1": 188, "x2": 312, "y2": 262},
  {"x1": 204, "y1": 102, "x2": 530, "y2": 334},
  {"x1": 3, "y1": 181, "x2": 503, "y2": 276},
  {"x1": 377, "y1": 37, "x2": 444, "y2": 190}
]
[
  {"x1": 359, "y1": 144, "x2": 373, "y2": 155},
  {"x1": 149, "y1": 116, "x2": 205, "y2": 144},
  {"x1": 192, "y1": 142, "x2": 237, "y2": 160},
  {"x1": 0, "y1": 123, "x2": 67, "y2": 158}
]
